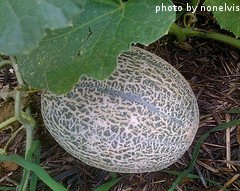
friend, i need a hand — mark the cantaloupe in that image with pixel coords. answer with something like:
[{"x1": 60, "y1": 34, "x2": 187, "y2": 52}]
[{"x1": 41, "y1": 47, "x2": 199, "y2": 173}]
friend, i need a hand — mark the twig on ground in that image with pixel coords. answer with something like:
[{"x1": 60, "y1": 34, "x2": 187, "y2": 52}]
[
  {"x1": 197, "y1": 160, "x2": 219, "y2": 174},
  {"x1": 194, "y1": 163, "x2": 207, "y2": 187},
  {"x1": 218, "y1": 174, "x2": 240, "y2": 191},
  {"x1": 225, "y1": 114, "x2": 231, "y2": 169}
]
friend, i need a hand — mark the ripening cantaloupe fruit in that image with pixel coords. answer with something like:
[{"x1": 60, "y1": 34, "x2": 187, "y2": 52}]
[{"x1": 41, "y1": 47, "x2": 199, "y2": 173}]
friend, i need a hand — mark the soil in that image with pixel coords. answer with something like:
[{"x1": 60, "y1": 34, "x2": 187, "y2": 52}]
[{"x1": 0, "y1": 4, "x2": 240, "y2": 191}]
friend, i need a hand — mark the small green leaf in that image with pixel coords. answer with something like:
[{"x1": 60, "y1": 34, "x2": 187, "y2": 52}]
[
  {"x1": 29, "y1": 141, "x2": 41, "y2": 191},
  {"x1": 0, "y1": 0, "x2": 86, "y2": 55},
  {"x1": 204, "y1": 0, "x2": 240, "y2": 37},
  {"x1": 95, "y1": 178, "x2": 121, "y2": 191},
  {"x1": 0, "y1": 154, "x2": 67, "y2": 191},
  {"x1": 18, "y1": 0, "x2": 175, "y2": 94},
  {"x1": 18, "y1": 140, "x2": 41, "y2": 191},
  {"x1": 0, "y1": 186, "x2": 16, "y2": 190}
]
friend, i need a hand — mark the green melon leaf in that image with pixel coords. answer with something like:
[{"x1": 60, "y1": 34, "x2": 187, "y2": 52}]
[
  {"x1": 204, "y1": 0, "x2": 240, "y2": 37},
  {"x1": 18, "y1": 0, "x2": 176, "y2": 94},
  {"x1": 0, "y1": 0, "x2": 86, "y2": 55}
]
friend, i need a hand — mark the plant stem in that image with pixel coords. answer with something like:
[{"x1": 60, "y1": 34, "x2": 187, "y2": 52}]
[
  {"x1": 14, "y1": 91, "x2": 29, "y2": 129},
  {"x1": 0, "y1": 60, "x2": 12, "y2": 68},
  {"x1": 191, "y1": 0, "x2": 201, "y2": 7},
  {"x1": 0, "y1": 116, "x2": 17, "y2": 131},
  {"x1": 169, "y1": 23, "x2": 240, "y2": 48},
  {"x1": 10, "y1": 57, "x2": 24, "y2": 86},
  {"x1": 9, "y1": 56, "x2": 36, "y2": 191},
  {"x1": 14, "y1": 86, "x2": 35, "y2": 160},
  {"x1": 10, "y1": 56, "x2": 35, "y2": 155},
  {"x1": 22, "y1": 168, "x2": 31, "y2": 191}
]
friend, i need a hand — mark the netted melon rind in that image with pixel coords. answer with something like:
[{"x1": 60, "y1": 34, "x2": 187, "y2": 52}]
[{"x1": 41, "y1": 47, "x2": 199, "y2": 173}]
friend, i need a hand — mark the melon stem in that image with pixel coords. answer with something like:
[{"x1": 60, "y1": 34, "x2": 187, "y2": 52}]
[
  {"x1": 169, "y1": 23, "x2": 240, "y2": 48},
  {"x1": 10, "y1": 56, "x2": 36, "y2": 191}
]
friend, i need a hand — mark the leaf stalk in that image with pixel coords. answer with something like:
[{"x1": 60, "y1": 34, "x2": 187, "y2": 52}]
[{"x1": 169, "y1": 23, "x2": 240, "y2": 48}]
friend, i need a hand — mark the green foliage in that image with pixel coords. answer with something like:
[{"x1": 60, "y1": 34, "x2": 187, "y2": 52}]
[
  {"x1": 204, "y1": 0, "x2": 240, "y2": 37},
  {"x1": 18, "y1": 0, "x2": 175, "y2": 94},
  {"x1": 0, "y1": 0, "x2": 86, "y2": 55},
  {"x1": 0, "y1": 154, "x2": 67, "y2": 191},
  {"x1": 18, "y1": 140, "x2": 41, "y2": 191},
  {"x1": 0, "y1": 186, "x2": 16, "y2": 190}
]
